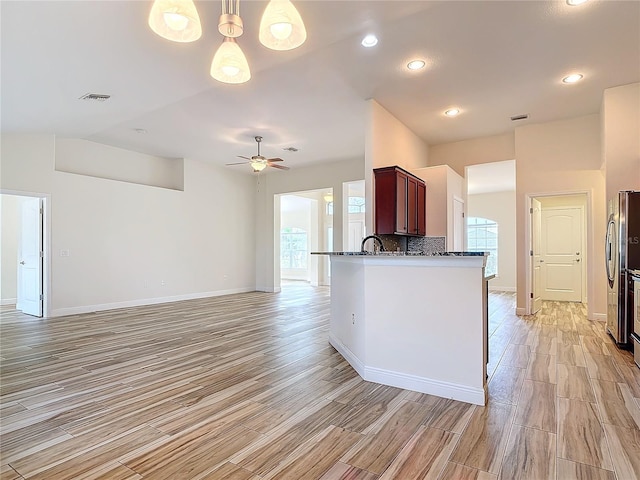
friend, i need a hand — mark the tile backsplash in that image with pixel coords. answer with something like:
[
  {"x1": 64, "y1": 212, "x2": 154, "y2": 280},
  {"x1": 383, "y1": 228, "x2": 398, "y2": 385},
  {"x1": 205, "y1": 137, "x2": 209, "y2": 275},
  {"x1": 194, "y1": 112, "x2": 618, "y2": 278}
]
[
  {"x1": 408, "y1": 236, "x2": 446, "y2": 253},
  {"x1": 378, "y1": 235, "x2": 446, "y2": 253}
]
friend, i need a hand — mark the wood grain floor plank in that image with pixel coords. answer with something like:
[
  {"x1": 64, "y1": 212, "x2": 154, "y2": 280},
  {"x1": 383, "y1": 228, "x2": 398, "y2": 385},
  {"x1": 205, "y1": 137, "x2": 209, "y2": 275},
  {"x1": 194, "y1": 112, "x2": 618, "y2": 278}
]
[
  {"x1": 422, "y1": 398, "x2": 475, "y2": 434},
  {"x1": 4, "y1": 291, "x2": 639, "y2": 480},
  {"x1": 602, "y1": 423, "x2": 640, "y2": 480},
  {"x1": 318, "y1": 462, "x2": 378, "y2": 480},
  {"x1": 449, "y1": 402, "x2": 515, "y2": 474},
  {"x1": 590, "y1": 379, "x2": 640, "y2": 429},
  {"x1": 377, "y1": 426, "x2": 457, "y2": 480},
  {"x1": 525, "y1": 354, "x2": 557, "y2": 384},
  {"x1": 556, "y1": 458, "x2": 616, "y2": 480},
  {"x1": 487, "y1": 365, "x2": 525, "y2": 405},
  {"x1": 343, "y1": 401, "x2": 433, "y2": 475},
  {"x1": 557, "y1": 398, "x2": 613, "y2": 470},
  {"x1": 437, "y1": 462, "x2": 496, "y2": 480},
  {"x1": 124, "y1": 424, "x2": 261, "y2": 479},
  {"x1": 513, "y1": 380, "x2": 556, "y2": 433},
  {"x1": 0, "y1": 464, "x2": 23, "y2": 480},
  {"x1": 498, "y1": 425, "x2": 555, "y2": 480},
  {"x1": 261, "y1": 425, "x2": 363, "y2": 480},
  {"x1": 583, "y1": 352, "x2": 624, "y2": 382}
]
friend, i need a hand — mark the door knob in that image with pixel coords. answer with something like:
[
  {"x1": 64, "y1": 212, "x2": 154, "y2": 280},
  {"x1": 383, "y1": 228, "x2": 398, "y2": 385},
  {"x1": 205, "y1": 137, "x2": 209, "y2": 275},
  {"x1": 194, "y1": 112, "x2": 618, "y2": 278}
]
[{"x1": 19, "y1": 261, "x2": 25, "y2": 265}]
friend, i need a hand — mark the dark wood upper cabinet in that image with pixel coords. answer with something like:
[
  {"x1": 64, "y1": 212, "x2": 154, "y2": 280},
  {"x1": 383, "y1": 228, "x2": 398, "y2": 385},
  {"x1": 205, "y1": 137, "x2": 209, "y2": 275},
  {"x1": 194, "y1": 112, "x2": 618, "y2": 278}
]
[{"x1": 374, "y1": 166, "x2": 426, "y2": 236}]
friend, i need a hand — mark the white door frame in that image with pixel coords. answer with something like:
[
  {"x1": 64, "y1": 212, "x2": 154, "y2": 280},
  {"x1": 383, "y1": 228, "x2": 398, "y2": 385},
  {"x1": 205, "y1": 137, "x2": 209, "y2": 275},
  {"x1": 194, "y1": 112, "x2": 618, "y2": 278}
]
[
  {"x1": 525, "y1": 190, "x2": 591, "y2": 318},
  {"x1": 1, "y1": 189, "x2": 51, "y2": 318}
]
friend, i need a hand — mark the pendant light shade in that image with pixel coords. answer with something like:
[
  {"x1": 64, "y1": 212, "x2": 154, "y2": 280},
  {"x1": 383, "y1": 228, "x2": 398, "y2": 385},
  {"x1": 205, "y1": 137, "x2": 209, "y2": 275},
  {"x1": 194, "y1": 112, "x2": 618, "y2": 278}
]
[
  {"x1": 210, "y1": 37, "x2": 251, "y2": 84},
  {"x1": 259, "y1": 0, "x2": 307, "y2": 51},
  {"x1": 148, "y1": 0, "x2": 202, "y2": 43}
]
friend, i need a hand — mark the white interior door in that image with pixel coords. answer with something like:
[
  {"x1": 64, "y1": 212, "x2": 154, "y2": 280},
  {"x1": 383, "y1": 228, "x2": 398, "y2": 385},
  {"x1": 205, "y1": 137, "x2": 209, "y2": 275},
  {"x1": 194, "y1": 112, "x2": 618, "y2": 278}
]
[
  {"x1": 17, "y1": 197, "x2": 43, "y2": 317},
  {"x1": 453, "y1": 197, "x2": 464, "y2": 251},
  {"x1": 540, "y1": 207, "x2": 582, "y2": 302},
  {"x1": 348, "y1": 221, "x2": 364, "y2": 252},
  {"x1": 532, "y1": 198, "x2": 542, "y2": 314}
]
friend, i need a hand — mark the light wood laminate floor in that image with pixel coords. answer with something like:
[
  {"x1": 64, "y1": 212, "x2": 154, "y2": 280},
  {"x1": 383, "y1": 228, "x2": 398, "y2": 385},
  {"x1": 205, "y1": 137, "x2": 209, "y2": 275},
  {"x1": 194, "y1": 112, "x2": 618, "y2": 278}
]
[{"x1": 2, "y1": 285, "x2": 640, "y2": 479}]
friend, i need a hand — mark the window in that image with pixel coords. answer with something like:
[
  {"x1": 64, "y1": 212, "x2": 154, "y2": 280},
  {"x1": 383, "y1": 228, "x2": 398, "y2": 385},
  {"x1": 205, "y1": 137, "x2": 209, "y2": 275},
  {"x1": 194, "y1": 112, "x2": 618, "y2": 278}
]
[
  {"x1": 467, "y1": 217, "x2": 498, "y2": 276},
  {"x1": 348, "y1": 196, "x2": 366, "y2": 213},
  {"x1": 280, "y1": 227, "x2": 308, "y2": 269}
]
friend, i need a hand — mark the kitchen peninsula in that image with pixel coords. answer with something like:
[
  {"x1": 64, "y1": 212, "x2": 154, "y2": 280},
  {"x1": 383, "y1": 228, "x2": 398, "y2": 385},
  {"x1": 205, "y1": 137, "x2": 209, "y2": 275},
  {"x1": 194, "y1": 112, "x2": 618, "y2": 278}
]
[{"x1": 314, "y1": 252, "x2": 491, "y2": 405}]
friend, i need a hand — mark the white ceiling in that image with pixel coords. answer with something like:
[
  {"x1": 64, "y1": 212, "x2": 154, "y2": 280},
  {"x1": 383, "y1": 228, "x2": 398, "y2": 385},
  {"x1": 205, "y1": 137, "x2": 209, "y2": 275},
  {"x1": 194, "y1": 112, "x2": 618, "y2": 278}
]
[{"x1": 2, "y1": 1, "x2": 639, "y2": 173}]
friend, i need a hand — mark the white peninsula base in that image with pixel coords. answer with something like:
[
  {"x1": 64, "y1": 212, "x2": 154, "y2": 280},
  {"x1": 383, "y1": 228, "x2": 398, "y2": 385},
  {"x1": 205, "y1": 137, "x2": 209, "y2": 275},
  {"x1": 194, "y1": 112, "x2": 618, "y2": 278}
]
[{"x1": 326, "y1": 254, "x2": 489, "y2": 406}]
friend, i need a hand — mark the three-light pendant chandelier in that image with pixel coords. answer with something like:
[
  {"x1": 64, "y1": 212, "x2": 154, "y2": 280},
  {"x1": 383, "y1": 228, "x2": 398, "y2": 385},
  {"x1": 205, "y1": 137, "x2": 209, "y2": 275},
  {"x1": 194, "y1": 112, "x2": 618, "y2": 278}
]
[{"x1": 148, "y1": 0, "x2": 306, "y2": 84}]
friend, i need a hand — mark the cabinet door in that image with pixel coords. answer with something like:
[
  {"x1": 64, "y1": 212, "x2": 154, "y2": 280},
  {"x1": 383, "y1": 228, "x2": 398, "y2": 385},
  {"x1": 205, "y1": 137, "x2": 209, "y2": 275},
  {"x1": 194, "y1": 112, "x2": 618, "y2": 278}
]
[
  {"x1": 395, "y1": 171, "x2": 408, "y2": 234},
  {"x1": 407, "y1": 176, "x2": 418, "y2": 235},
  {"x1": 417, "y1": 181, "x2": 426, "y2": 236},
  {"x1": 374, "y1": 169, "x2": 397, "y2": 235}
]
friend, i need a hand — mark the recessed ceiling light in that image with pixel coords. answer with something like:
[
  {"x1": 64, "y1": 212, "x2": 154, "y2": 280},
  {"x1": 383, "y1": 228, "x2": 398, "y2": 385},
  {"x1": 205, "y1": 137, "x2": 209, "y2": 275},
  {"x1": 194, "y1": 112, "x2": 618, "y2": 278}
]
[
  {"x1": 562, "y1": 73, "x2": 584, "y2": 84},
  {"x1": 361, "y1": 34, "x2": 378, "y2": 48},
  {"x1": 444, "y1": 108, "x2": 460, "y2": 117},
  {"x1": 566, "y1": 0, "x2": 589, "y2": 5},
  {"x1": 407, "y1": 59, "x2": 426, "y2": 71}
]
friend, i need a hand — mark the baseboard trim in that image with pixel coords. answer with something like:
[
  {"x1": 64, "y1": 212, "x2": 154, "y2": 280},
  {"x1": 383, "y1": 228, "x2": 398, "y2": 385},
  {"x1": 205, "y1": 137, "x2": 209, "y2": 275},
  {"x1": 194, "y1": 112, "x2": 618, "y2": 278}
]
[
  {"x1": 592, "y1": 313, "x2": 607, "y2": 322},
  {"x1": 516, "y1": 307, "x2": 527, "y2": 316},
  {"x1": 488, "y1": 286, "x2": 516, "y2": 292},
  {"x1": 1, "y1": 298, "x2": 17, "y2": 306},
  {"x1": 50, "y1": 287, "x2": 254, "y2": 317},
  {"x1": 329, "y1": 334, "x2": 366, "y2": 378},
  {"x1": 329, "y1": 333, "x2": 485, "y2": 406}
]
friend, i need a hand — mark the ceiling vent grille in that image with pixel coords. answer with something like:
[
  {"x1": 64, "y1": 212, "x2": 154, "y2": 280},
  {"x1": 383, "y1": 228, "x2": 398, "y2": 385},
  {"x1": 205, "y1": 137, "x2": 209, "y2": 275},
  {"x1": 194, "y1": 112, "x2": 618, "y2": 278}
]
[
  {"x1": 283, "y1": 147, "x2": 299, "y2": 152},
  {"x1": 79, "y1": 93, "x2": 111, "y2": 102},
  {"x1": 510, "y1": 114, "x2": 529, "y2": 121}
]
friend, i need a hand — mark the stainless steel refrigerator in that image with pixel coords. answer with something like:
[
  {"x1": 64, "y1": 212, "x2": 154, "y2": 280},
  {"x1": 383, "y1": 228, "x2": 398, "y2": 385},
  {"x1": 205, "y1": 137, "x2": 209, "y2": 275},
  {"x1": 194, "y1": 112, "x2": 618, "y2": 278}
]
[{"x1": 606, "y1": 191, "x2": 640, "y2": 345}]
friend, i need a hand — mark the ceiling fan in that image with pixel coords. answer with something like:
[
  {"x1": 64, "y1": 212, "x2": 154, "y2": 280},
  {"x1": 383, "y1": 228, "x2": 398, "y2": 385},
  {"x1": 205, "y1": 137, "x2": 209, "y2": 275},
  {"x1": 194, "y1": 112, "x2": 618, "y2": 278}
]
[{"x1": 226, "y1": 136, "x2": 290, "y2": 173}]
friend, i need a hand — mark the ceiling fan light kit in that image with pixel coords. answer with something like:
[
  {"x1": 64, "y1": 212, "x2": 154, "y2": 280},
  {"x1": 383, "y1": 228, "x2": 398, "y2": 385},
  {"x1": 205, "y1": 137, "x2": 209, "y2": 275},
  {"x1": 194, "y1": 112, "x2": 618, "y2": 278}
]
[
  {"x1": 148, "y1": 0, "x2": 202, "y2": 43},
  {"x1": 149, "y1": 0, "x2": 306, "y2": 84},
  {"x1": 226, "y1": 136, "x2": 290, "y2": 173}
]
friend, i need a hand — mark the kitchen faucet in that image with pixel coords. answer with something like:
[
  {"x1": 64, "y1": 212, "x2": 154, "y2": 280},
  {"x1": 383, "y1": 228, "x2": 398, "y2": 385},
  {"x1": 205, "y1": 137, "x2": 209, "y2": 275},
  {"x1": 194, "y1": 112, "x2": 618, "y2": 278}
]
[{"x1": 361, "y1": 235, "x2": 386, "y2": 253}]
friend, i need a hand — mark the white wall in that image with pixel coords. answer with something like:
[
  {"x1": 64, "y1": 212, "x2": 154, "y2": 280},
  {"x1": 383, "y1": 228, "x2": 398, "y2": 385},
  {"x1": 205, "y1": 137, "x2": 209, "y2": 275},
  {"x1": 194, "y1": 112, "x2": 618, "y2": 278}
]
[
  {"x1": 468, "y1": 191, "x2": 517, "y2": 291},
  {"x1": 1, "y1": 134, "x2": 257, "y2": 316},
  {"x1": 255, "y1": 157, "x2": 363, "y2": 292},
  {"x1": 429, "y1": 133, "x2": 516, "y2": 177},
  {"x1": 602, "y1": 82, "x2": 640, "y2": 198},
  {"x1": 428, "y1": 114, "x2": 606, "y2": 318},
  {"x1": 56, "y1": 138, "x2": 184, "y2": 190},
  {"x1": 0, "y1": 194, "x2": 24, "y2": 304},
  {"x1": 515, "y1": 114, "x2": 605, "y2": 319},
  {"x1": 365, "y1": 100, "x2": 429, "y2": 233}
]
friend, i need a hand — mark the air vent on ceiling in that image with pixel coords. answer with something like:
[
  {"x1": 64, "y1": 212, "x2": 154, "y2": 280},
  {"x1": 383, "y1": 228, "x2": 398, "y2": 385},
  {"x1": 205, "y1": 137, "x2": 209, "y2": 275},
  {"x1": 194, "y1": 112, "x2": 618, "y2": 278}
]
[
  {"x1": 283, "y1": 147, "x2": 299, "y2": 152},
  {"x1": 79, "y1": 93, "x2": 111, "y2": 102},
  {"x1": 510, "y1": 114, "x2": 529, "y2": 121}
]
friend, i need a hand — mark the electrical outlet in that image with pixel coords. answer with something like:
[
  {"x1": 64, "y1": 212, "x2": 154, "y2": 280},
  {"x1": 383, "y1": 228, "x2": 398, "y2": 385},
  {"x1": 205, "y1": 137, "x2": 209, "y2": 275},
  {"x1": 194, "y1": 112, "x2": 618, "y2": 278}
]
[
  {"x1": 60, "y1": 249, "x2": 70, "y2": 257},
  {"x1": 161, "y1": 280, "x2": 165, "y2": 286},
  {"x1": 352, "y1": 313, "x2": 355, "y2": 325}
]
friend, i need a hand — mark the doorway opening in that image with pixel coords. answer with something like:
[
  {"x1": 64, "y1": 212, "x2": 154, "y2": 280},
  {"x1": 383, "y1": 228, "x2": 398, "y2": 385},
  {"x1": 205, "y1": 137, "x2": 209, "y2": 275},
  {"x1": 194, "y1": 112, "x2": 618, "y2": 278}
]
[
  {"x1": 1, "y1": 192, "x2": 50, "y2": 318},
  {"x1": 466, "y1": 160, "x2": 516, "y2": 293},
  {"x1": 527, "y1": 192, "x2": 589, "y2": 315},
  {"x1": 277, "y1": 189, "x2": 333, "y2": 289}
]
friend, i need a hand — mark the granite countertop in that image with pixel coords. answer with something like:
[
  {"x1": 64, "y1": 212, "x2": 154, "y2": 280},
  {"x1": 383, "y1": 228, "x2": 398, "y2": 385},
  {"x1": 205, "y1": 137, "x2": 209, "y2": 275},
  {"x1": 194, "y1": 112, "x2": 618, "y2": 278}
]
[{"x1": 311, "y1": 251, "x2": 488, "y2": 257}]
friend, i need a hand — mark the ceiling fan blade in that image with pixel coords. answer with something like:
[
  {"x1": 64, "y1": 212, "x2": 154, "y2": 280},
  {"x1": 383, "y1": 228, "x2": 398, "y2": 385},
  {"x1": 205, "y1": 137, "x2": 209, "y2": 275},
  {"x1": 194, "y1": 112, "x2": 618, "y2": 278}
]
[
  {"x1": 237, "y1": 155, "x2": 252, "y2": 160},
  {"x1": 225, "y1": 161, "x2": 250, "y2": 166},
  {"x1": 266, "y1": 157, "x2": 284, "y2": 162},
  {"x1": 269, "y1": 164, "x2": 290, "y2": 170}
]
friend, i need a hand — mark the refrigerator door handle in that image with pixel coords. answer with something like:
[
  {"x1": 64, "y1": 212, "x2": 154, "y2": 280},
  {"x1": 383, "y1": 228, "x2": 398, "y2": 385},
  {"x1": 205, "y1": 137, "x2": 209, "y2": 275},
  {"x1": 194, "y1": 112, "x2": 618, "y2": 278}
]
[{"x1": 606, "y1": 215, "x2": 616, "y2": 287}]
